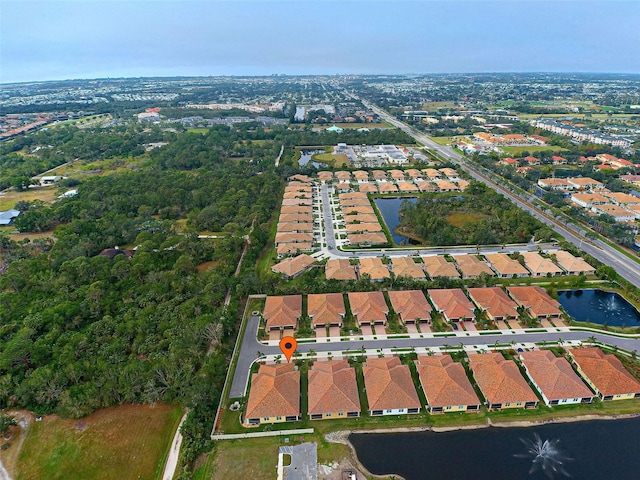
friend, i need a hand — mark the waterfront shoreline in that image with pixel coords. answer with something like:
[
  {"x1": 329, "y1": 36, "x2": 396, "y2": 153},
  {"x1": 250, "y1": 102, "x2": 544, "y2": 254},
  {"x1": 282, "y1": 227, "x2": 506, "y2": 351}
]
[{"x1": 326, "y1": 412, "x2": 640, "y2": 480}]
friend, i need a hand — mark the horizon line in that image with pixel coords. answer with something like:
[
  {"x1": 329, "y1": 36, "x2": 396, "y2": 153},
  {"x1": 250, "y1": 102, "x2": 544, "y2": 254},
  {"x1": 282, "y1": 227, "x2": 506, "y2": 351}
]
[{"x1": 4, "y1": 70, "x2": 640, "y2": 86}]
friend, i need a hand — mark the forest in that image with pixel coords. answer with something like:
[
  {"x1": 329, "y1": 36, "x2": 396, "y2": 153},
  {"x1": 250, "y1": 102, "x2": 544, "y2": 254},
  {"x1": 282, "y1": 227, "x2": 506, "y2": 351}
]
[{"x1": 398, "y1": 181, "x2": 555, "y2": 246}]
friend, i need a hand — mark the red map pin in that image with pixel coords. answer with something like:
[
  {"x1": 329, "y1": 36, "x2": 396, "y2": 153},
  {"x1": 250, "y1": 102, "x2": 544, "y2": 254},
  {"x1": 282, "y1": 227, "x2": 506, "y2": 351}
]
[{"x1": 279, "y1": 336, "x2": 297, "y2": 363}]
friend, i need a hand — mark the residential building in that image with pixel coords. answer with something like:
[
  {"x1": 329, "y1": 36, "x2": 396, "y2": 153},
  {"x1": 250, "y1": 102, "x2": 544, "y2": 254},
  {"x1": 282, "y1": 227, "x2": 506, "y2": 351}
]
[
  {"x1": 358, "y1": 257, "x2": 390, "y2": 281},
  {"x1": 362, "y1": 357, "x2": 421, "y2": 415},
  {"x1": 348, "y1": 232, "x2": 388, "y2": 246},
  {"x1": 263, "y1": 295, "x2": 302, "y2": 331},
  {"x1": 537, "y1": 178, "x2": 573, "y2": 191},
  {"x1": 468, "y1": 353, "x2": 538, "y2": 410},
  {"x1": 569, "y1": 347, "x2": 640, "y2": 401},
  {"x1": 325, "y1": 259, "x2": 357, "y2": 281},
  {"x1": 387, "y1": 290, "x2": 432, "y2": 324},
  {"x1": 307, "y1": 293, "x2": 346, "y2": 328},
  {"x1": 567, "y1": 177, "x2": 605, "y2": 191},
  {"x1": 467, "y1": 287, "x2": 519, "y2": 321},
  {"x1": 308, "y1": 360, "x2": 360, "y2": 420},
  {"x1": 453, "y1": 255, "x2": 494, "y2": 279},
  {"x1": 484, "y1": 253, "x2": 530, "y2": 278},
  {"x1": 415, "y1": 355, "x2": 481, "y2": 413},
  {"x1": 602, "y1": 192, "x2": 640, "y2": 206},
  {"x1": 348, "y1": 291, "x2": 389, "y2": 326},
  {"x1": 570, "y1": 193, "x2": 611, "y2": 209},
  {"x1": 391, "y1": 257, "x2": 426, "y2": 280},
  {"x1": 521, "y1": 252, "x2": 563, "y2": 277},
  {"x1": 592, "y1": 204, "x2": 636, "y2": 222},
  {"x1": 421, "y1": 256, "x2": 461, "y2": 279},
  {"x1": 271, "y1": 254, "x2": 315, "y2": 279},
  {"x1": 244, "y1": 363, "x2": 300, "y2": 425},
  {"x1": 552, "y1": 251, "x2": 595, "y2": 276},
  {"x1": 507, "y1": 286, "x2": 563, "y2": 319},
  {"x1": 0, "y1": 209, "x2": 20, "y2": 226},
  {"x1": 519, "y1": 350, "x2": 594, "y2": 406},
  {"x1": 427, "y1": 288, "x2": 475, "y2": 322}
]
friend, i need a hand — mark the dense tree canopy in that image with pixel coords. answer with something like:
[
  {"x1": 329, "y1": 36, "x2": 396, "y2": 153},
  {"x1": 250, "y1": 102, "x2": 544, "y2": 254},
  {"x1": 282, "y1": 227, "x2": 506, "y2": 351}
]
[{"x1": 398, "y1": 182, "x2": 555, "y2": 246}]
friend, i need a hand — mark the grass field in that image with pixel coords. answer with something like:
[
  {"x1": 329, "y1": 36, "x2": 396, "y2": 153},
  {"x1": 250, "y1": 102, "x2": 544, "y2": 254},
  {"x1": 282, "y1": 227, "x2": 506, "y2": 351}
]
[
  {"x1": 331, "y1": 122, "x2": 391, "y2": 129},
  {"x1": 312, "y1": 152, "x2": 350, "y2": 167},
  {"x1": 501, "y1": 145, "x2": 568, "y2": 155},
  {"x1": 15, "y1": 404, "x2": 182, "y2": 480},
  {"x1": 422, "y1": 101, "x2": 456, "y2": 111},
  {"x1": 446, "y1": 211, "x2": 489, "y2": 227},
  {"x1": 0, "y1": 228, "x2": 55, "y2": 242},
  {"x1": 0, "y1": 187, "x2": 59, "y2": 211}
]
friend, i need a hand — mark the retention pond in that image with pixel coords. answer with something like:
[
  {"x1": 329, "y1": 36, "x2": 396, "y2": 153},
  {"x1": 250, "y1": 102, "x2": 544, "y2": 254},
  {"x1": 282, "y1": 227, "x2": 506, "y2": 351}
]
[
  {"x1": 350, "y1": 417, "x2": 640, "y2": 480},
  {"x1": 558, "y1": 289, "x2": 640, "y2": 327}
]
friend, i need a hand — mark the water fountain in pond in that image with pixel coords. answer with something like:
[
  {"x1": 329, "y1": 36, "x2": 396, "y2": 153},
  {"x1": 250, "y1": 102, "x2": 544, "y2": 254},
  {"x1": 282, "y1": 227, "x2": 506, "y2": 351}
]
[
  {"x1": 515, "y1": 434, "x2": 571, "y2": 479},
  {"x1": 599, "y1": 295, "x2": 619, "y2": 312}
]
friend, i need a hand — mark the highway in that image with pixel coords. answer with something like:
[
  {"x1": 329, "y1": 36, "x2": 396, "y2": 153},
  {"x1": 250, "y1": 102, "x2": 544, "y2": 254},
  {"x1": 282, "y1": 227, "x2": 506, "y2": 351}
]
[{"x1": 358, "y1": 96, "x2": 640, "y2": 288}]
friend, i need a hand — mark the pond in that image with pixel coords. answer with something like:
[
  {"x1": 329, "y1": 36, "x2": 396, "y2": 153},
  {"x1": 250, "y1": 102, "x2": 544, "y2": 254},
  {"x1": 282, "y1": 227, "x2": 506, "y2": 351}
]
[
  {"x1": 298, "y1": 149, "x2": 327, "y2": 168},
  {"x1": 350, "y1": 417, "x2": 640, "y2": 480},
  {"x1": 558, "y1": 289, "x2": 640, "y2": 327},
  {"x1": 373, "y1": 197, "x2": 417, "y2": 246}
]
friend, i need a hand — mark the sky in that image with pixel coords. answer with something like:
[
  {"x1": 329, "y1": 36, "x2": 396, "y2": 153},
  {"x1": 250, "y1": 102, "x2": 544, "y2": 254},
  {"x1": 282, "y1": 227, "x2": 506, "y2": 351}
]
[{"x1": 2, "y1": 0, "x2": 640, "y2": 83}]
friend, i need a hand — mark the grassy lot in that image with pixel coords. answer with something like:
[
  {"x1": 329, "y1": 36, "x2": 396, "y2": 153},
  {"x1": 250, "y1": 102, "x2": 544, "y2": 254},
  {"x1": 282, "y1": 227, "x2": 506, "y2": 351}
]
[
  {"x1": 311, "y1": 152, "x2": 350, "y2": 167},
  {"x1": 501, "y1": 145, "x2": 568, "y2": 155},
  {"x1": 331, "y1": 122, "x2": 391, "y2": 129},
  {"x1": 422, "y1": 101, "x2": 456, "y2": 111},
  {"x1": 187, "y1": 128, "x2": 210, "y2": 134},
  {"x1": 518, "y1": 113, "x2": 639, "y2": 120},
  {"x1": 0, "y1": 228, "x2": 55, "y2": 242},
  {"x1": 16, "y1": 404, "x2": 182, "y2": 480},
  {"x1": 446, "y1": 212, "x2": 489, "y2": 228},
  {"x1": 429, "y1": 136, "x2": 460, "y2": 146},
  {"x1": 0, "y1": 187, "x2": 59, "y2": 211}
]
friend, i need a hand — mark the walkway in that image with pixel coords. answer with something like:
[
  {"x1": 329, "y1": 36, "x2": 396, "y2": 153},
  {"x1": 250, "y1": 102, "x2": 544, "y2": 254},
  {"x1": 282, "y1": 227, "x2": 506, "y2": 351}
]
[{"x1": 161, "y1": 410, "x2": 188, "y2": 480}]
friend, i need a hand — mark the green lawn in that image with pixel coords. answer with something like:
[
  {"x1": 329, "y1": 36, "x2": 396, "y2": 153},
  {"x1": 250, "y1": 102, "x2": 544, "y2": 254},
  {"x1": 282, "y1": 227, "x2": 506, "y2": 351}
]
[
  {"x1": 16, "y1": 404, "x2": 182, "y2": 480},
  {"x1": 446, "y1": 211, "x2": 489, "y2": 228},
  {"x1": 501, "y1": 145, "x2": 568, "y2": 155}
]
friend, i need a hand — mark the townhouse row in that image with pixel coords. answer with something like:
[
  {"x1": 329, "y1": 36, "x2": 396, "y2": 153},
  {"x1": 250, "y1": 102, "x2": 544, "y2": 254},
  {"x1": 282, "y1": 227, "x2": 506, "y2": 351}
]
[
  {"x1": 261, "y1": 286, "x2": 563, "y2": 335},
  {"x1": 243, "y1": 347, "x2": 640, "y2": 426},
  {"x1": 323, "y1": 251, "x2": 595, "y2": 281}
]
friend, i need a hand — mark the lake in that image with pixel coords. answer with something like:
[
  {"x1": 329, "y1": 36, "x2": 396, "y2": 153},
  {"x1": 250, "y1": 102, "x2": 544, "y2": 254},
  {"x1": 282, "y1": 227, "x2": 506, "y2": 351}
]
[
  {"x1": 558, "y1": 289, "x2": 640, "y2": 327},
  {"x1": 374, "y1": 197, "x2": 417, "y2": 245},
  {"x1": 350, "y1": 417, "x2": 640, "y2": 480}
]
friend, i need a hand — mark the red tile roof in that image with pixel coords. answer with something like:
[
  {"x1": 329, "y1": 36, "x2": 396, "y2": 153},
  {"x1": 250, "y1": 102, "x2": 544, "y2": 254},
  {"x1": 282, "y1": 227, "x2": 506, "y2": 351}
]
[
  {"x1": 308, "y1": 360, "x2": 360, "y2": 416},
  {"x1": 387, "y1": 290, "x2": 432, "y2": 323},
  {"x1": 468, "y1": 353, "x2": 538, "y2": 407},
  {"x1": 570, "y1": 347, "x2": 640, "y2": 397},
  {"x1": 307, "y1": 293, "x2": 345, "y2": 327},
  {"x1": 363, "y1": 357, "x2": 420, "y2": 411},
  {"x1": 520, "y1": 350, "x2": 593, "y2": 403},
  {"x1": 245, "y1": 363, "x2": 300, "y2": 421},
  {"x1": 507, "y1": 286, "x2": 562, "y2": 318},
  {"x1": 415, "y1": 355, "x2": 479, "y2": 409},
  {"x1": 467, "y1": 287, "x2": 519, "y2": 319},
  {"x1": 427, "y1": 288, "x2": 475, "y2": 321},
  {"x1": 263, "y1": 295, "x2": 302, "y2": 329},
  {"x1": 348, "y1": 291, "x2": 389, "y2": 325}
]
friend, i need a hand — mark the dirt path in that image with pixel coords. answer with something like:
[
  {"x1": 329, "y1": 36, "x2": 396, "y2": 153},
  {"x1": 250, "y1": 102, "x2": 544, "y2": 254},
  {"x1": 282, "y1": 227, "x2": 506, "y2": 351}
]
[
  {"x1": 161, "y1": 411, "x2": 188, "y2": 480},
  {"x1": 0, "y1": 460, "x2": 11, "y2": 480}
]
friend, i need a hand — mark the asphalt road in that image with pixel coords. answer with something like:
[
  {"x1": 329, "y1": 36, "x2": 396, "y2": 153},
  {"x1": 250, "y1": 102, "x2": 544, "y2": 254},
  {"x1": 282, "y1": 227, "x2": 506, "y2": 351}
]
[
  {"x1": 360, "y1": 97, "x2": 640, "y2": 288},
  {"x1": 228, "y1": 316, "x2": 640, "y2": 399}
]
